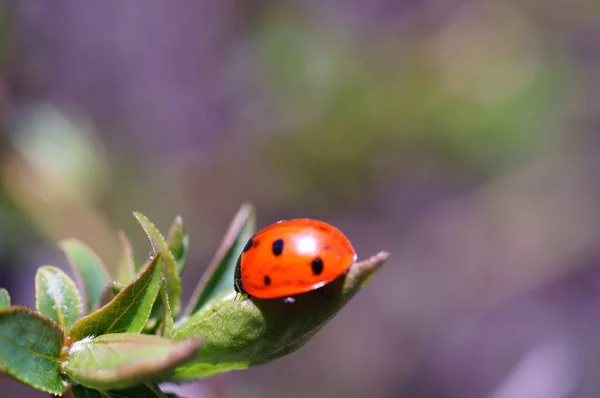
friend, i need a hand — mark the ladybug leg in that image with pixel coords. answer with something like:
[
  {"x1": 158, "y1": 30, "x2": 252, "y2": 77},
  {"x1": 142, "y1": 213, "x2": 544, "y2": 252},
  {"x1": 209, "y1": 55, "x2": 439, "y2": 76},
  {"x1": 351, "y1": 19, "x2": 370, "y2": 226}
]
[
  {"x1": 234, "y1": 292, "x2": 248, "y2": 302},
  {"x1": 317, "y1": 287, "x2": 333, "y2": 301}
]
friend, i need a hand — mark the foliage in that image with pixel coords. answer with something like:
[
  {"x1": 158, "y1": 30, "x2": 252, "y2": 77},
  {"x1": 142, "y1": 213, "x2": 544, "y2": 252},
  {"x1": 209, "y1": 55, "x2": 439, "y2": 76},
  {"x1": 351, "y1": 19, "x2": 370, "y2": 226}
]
[{"x1": 0, "y1": 203, "x2": 388, "y2": 396}]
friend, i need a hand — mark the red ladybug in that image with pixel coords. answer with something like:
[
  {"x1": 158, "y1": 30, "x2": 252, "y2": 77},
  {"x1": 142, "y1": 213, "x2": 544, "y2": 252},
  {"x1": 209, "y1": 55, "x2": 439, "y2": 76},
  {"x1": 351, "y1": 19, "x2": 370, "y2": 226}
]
[{"x1": 234, "y1": 218, "x2": 357, "y2": 299}]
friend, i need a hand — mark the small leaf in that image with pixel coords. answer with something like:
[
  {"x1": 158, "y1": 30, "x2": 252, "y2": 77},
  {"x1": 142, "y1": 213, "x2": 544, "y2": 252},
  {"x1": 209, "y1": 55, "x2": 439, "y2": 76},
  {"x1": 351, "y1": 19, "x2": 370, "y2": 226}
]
[
  {"x1": 59, "y1": 239, "x2": 110, "y2": 313},
  {"x1": 62, "y1": 333, "x2": 204, "y2": 390},
  {"x1": 170, "y1": 251, "x2": 389, "y2": 381},
  {"x1": 177, "y1": 236, "x2": 189, "y2": 273},
  {"x1": 35, "y1": 265, "x2": 83, "y2": 328},
  {"x1": 184, "y1": 203, "x2": 255, "y2": 316},
  {"x1": 167, "y1": 216, "x2": 189, "y2": 275},
  {"x1": 133, "y1": 212, "x2": 182, "y2": 316},
  {"x1": 0, "y1": 288, "x2": 10, "y2": 308},
  {"x1": 70, "y1": 254, "x2": 163, "y2": 341},
  {"x1": 96, "y1": 280, "x2": 125, "y2": 309},
  {"x1": 0, "y1": 307, "x2": 66, "y2": 395},
  {"x1": 72, "y1": 384, "x2": 174, "y2": 398},
  {"x1": 117, "y1": 231, "x2": 137, "y2": 284},
  {"x1": 158, "y1": 280, "x2": 174, "y2": 338}
]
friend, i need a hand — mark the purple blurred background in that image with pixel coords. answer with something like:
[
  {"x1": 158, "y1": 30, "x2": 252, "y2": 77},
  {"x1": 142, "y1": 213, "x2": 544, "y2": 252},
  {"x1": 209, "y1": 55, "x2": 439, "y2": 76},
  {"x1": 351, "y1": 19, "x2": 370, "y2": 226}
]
[{"x1": 2, "y1": 1, "x2": 600, "y2": 397}]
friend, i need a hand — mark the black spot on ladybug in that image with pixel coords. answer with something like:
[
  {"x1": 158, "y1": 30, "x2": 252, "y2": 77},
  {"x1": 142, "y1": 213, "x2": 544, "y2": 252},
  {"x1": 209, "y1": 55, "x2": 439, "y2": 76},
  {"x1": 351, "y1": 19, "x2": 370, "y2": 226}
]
[
  {"x1": 264, "y1": 275, "x2": 271, "y2": 286},
  {"x1": 253, "y1": 239, "x2": 260, "y2": 247},
  {"x1": 311, "y1": 257, "x2": 324, "y2": 275},
  {"x1": 243, "y1": 238, "x2": 253, "y2": 253},
  {"x1": 272, "y1": 239, "x2": 284, "y2": 256}
]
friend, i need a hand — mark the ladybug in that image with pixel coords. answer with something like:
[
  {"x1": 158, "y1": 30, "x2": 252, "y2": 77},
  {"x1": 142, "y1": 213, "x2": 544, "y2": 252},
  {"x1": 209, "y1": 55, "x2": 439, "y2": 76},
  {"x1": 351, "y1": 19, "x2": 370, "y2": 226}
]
[{"x1": 234, "y1": 218, "x2": 357, "y2": 300}]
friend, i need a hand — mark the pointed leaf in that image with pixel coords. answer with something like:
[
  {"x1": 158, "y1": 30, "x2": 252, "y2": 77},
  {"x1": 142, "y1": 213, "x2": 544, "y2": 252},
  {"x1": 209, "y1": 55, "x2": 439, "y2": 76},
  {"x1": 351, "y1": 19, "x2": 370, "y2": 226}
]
[
  {"x1": 0, "y1": 288, "x2": 10, "y2": 308},
  {"x1": 184, "y1": 203, "x2": 255, "y2": 316},
  {"x1": 158, "y1": 280, "x2": 174, "y2": 338},
  {"x1": 59, "y1": 239, "x2": 110, "y2": 312},
  {"x1": 96, "y1": 280, "x2": 125, "y2": 309},
  {"x1": 63, "y1": 333, "x2": 204, "y2": 390},
  {"x1": 0, "y1": 307, "x2": 66, "y2": 395},
  {"x1": 142, "y1": 256, "x2": 166, "y2": 334},
  {"x1": 170, "y1": 251, "x2": 389, "y2": 381},
  {"x1": 72, "y1": 384, "x2": 176, "y2": 398},
  {"x1": 117, "y1": 231, "x2": 137, "y2": 284},
  {"x1": 167, "y1": 216, "x2": 189, "y2": 275},
  {"x1": 35, "y1": 265, "x2": 83, "y2": 328},
  {"x1": 70, "y1": 254, "x2": 163, "y2": 341},
  {"x1": 178, "y1": 235, "x2": 189, "y2": 273},
  {"x1": 133, "y1": 212, "x2": 182, "y2": 315}
]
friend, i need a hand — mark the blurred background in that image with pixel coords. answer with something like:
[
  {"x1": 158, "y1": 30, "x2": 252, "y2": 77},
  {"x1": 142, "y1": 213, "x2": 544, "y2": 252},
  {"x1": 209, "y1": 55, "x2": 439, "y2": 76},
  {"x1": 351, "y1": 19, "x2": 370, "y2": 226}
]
[{"x1": 1, "y1": 1, "x2": 600, "y2": 397}]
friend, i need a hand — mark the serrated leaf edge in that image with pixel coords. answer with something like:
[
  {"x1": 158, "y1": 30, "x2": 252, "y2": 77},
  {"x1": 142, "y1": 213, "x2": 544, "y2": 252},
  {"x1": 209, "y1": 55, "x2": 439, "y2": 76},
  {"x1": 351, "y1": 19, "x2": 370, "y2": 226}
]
[
  {"x1": 133, "y1": 212, "x2": 182, "y2": 314},
  {"x1": 158, "y1": 278, "x2": 174, "y2": 338},
  {"x1": 69, "y1": 254, "x2": 162, "y2": 340}
]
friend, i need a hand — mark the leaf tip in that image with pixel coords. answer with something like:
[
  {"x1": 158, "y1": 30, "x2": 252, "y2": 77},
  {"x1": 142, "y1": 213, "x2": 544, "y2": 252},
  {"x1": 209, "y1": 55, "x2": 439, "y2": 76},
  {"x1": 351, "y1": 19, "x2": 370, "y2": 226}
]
[
  {"x1": 353, "y1": 250, "x2": 390, "y2": 276},
  {"x1": 343, "y1": 251, "x2": 390, "y2": 297},
  {"x1": 238, "y1": 202, "x2": 256, "y2": 218},
  {"x1": 132, "y1": 211, "x2": 145, "y2": 223},
  {"x1": 358, "y1": 250, "x2": 390, "y2": 268},
  {"x1": 117, "y1": 229, "x2": 130, "y2": 242},
  {"x1": 57, "y1": 238, "x2": 75, "y2": 251},
  {"x1": 0, "y1": 288, "x2": 10, "y2": 308}
]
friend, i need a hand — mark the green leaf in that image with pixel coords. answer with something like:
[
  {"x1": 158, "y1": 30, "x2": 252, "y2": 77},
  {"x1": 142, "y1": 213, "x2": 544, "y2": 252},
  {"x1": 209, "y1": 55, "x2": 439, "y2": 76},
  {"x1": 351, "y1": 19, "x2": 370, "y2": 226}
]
[
  {"x1": 96, "y1": 280, "x2": 125, "y2": 309},
  {"x1": 35, "y1": 265, "x2": 83, "y2": 329},
  {"x1": 0, "y1": 288, "x2": 10, "y2": 308},
  {"x1": 72, "y1": 384, "x2": 174, "y2": 398},
  {"x1": 69, "y1": 254, "x2": 163, "y2": 341},
  {"x1": 117, "y1": 231, "x2": 137, "y2": 284},
  {"x1": 0, "y1": 307, "x2": 66, "y2": 395},
  {"x1": 59, "y1": 239, "x2": 110, "y2": 313},
  {"x1": 158, "y1": 280, "x2": 174, "y2": 338},
  {"x1": 133, "y1": 212, "x2": 182, "y2": 316},
  {"x1": 170, "y1": 251, "x2": 389, "y2": 381},
  {"x1": 184, "y1": 203, "x2": 255, "y2": 316},
  {"x1": 167, "y1": 216, "x2": 189, "y2": 275},
  {"x1": 62, "y1": 333, "x2": 204, "y2": 390}
]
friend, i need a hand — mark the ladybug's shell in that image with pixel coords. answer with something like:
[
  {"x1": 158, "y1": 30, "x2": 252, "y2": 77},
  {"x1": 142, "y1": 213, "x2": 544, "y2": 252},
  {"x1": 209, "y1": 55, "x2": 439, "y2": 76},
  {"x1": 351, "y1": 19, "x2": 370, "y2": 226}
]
[{"x1": 236, "y1": 218, "x2": 357, "y2": 299}]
